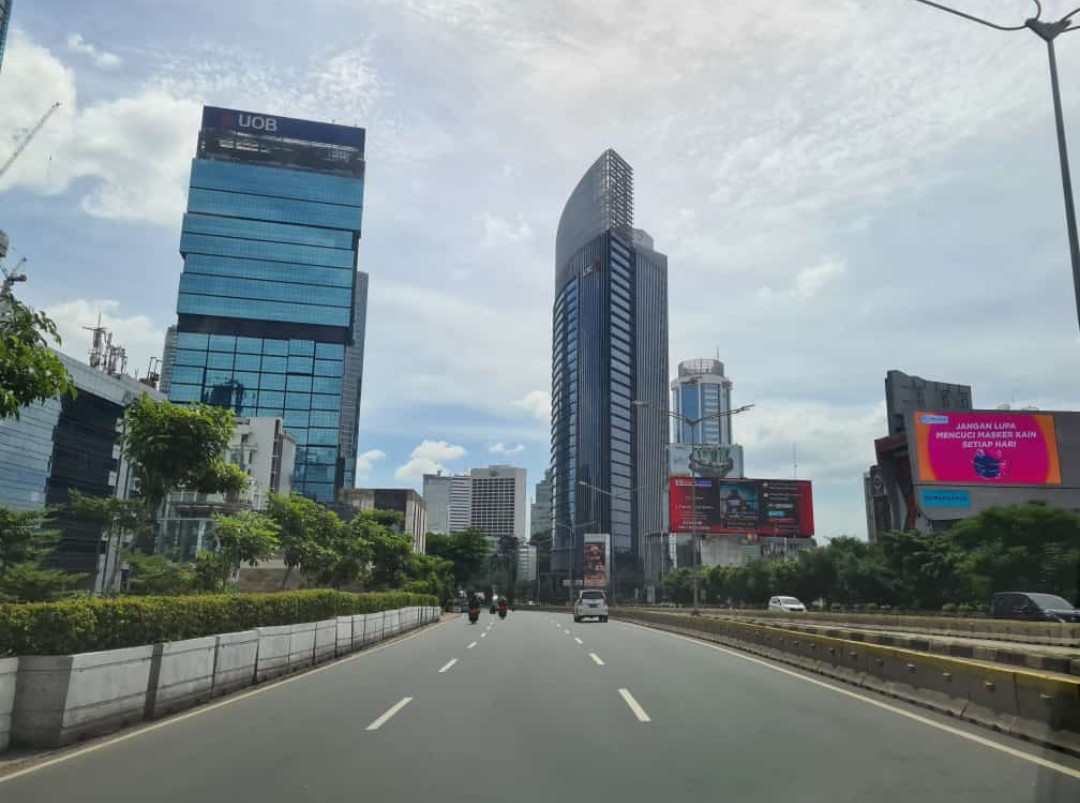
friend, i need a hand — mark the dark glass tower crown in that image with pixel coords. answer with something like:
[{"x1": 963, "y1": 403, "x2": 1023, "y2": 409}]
[
  {"x1": 164, "y1": 107, "x2": 367, "y2": 503},
  {"x1": 551, "y1": 150, "x2": 669, "y2": 598}
]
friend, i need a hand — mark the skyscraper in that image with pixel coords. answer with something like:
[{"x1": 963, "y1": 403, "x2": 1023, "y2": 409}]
[
  {"x1": 551, "y1": 149, "x2": 669, "y2": 598},
  {"x1": 530, "y1": 466, "x2": 553, "y2": 536},
  {"x1": 671, "y1": 359, "x2": 734, "y2": 445},
  {"x1": 162, "y1": 107, "x2": 367, "y2": 503},
  {"x1": 422, "y1": 467, "x2": 526, "y2": 544},
  {"x1": 0, "y1": 1, "x2": 13, "y2": 73}
]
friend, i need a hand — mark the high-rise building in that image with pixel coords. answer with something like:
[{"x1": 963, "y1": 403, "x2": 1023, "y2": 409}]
[
  {"x1": 161, "y1": 106, "x2": 367, "y2": 504},
  {"x1": 551, "y1": 149, "x2": 669, "y2": 598},
  {"x1": 0, "y1": 1, "x2": 13, "y2": 73},
  {"x1": 671, "y1": 359, "x2": 734, "y2": 445},
  {"x1": 530, "y1": 466, "x2": 553, "y2": 536},
  {"x1": 159, "y1": 325, "x2": 178, "y2": 395},
  {"x1": 470, "y1": 465, "x2": 527, "y2": 543},
  {"x1": 422, "y1": 466, "x2": 526, "y2": 543}
]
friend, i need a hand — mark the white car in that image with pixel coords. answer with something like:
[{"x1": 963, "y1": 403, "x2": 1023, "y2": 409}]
[
  {"x1": 574, "y1": 590, "x2": 609, "y2": 622},
  {"x1": 768, "y1": 595, "x2": 806, "y2": 613}
]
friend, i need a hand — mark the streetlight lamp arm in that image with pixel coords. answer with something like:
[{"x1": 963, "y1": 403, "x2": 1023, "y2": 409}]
[{"x1": 910, "y1": 0, "x2": 1036, "y2": 31}]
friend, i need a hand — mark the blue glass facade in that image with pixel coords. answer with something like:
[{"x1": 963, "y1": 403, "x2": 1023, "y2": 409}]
[
  {"x1": 0, "y1": 0, "x2": 12, "y2": 74},
  {"x1": 165, "y1": 107, "x2": 366, "y2": 504},
  {"x1": 551, "y1": 151, "x2": 669, "y2": 596}
]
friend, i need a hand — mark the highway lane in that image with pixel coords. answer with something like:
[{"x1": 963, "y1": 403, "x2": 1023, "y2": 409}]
[{"x1": 2, "y1": 609, "x2": 1079, "y2": 802}]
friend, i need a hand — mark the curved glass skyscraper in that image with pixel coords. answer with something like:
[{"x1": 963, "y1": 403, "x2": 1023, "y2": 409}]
[{"x1": 551, "y1": 150, "x2": 669, "y2": 599}]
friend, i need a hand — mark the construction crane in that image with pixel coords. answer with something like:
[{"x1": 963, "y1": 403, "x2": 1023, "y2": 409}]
[{"x1": 0, "y1": 102, "x2": 61, "y2": 180}]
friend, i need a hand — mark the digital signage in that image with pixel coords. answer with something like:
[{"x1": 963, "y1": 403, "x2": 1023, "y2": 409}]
[
  {"x1": 201, "y1": 106, "x2": 366, "y2": 150},
  {"x1": 913, "y1": 411, "x2": 1061, "y2": 486},
  {"x1": 582, "y1": 533, "x2": 609, "y2": 587},
  {"x1": 669, "y1": 478, "x2": 814, "y2": 536},
  {"x1": 669, "y1": 443, "x2": 744, "y2": 478}
]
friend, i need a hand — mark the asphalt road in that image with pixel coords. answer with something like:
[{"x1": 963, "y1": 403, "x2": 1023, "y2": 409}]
[{"x1": 3, "y1": 610, "x2": 1080, "y2": 802}]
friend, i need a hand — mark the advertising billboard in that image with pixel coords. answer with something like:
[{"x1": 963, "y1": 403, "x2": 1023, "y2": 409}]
[
  {"x1": 669, "y1": 478, "x2": 814, "y2": 537},
  {"x1": 913, "y1": 411, "x2": 1061, "y2": 486},
  {"x1": 582, "y1": 533, "x2": 609, "y2": 587},
  {"x1": 669, "y1": 443, "x2": 744, "y2": 478},
  {"x1": 201, "y1": 106, "x2": 366, "y2": 149}
]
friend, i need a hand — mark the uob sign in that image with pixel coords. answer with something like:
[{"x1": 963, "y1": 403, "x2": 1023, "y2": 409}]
[{"x1": 236, "y1": 113, "x2": 277, "y2": 132}]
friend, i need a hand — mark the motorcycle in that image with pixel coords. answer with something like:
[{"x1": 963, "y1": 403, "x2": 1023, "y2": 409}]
[
  {"x1": 498, "y1": 601, "x2": 508, "y2": 620},
  {"x1": 468, "y1": 606, "x2": 480, "y2": 624}
]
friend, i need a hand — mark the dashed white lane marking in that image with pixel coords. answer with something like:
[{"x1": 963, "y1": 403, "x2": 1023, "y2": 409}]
[
  {"x1": 563, "y1": 629, "x2": 571, "y2": 634},
  {"x1": 589, "y1": 652, "x2": 605, "y2": 666},
  {"x1": 467, "y1": 641, "x2": 477, "y2": 649},
  {"x1": 366, "y1": 697, "x2": 413, "y2": 731},
  {"x1": 481, "y1": 632, "x2": 487, "y2": 638},
  {"x1": 438, "y1": 659, "x2": 457, "y2": 673},
  {"x1": 618, "y1": 689, "x2": 650, "y2": 723},
  {"x1": 574, "y1": 637, "x2": 583, "y2": 645}
]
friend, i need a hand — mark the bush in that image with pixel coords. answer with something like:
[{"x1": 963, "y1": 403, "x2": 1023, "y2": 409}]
[
  {"x1": 0, "y1": 589, "x2": 437, "y2": 657},
  {"x1": 863, "y1": 602, "x2": 878, "y2": 613},
  {"x1": 829, "y1": 603, "x2": 843, "y2": 612},
  {"x1": 941, "y1": 603, "x2": 957, "y2": 614}
]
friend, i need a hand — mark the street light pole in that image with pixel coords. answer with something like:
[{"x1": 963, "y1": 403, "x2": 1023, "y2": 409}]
[{"x1": 911, "y1": 0, "x2": 1080, "y2": 329}]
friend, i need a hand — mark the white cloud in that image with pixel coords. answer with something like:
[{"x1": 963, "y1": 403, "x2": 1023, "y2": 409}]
[
  {"x1": 66, "y1": 34, "x2": 121, "y2": 68},
  {"x1": 514, "y1": 390, "x2": 550, "y2": 423},
  {"x1": 757, "y1": 259, "x2": 846, "y2": 303},
  {"x1": 489, "y1": 442, "x2": 525, "y2": 455},
  {"x1": 355, "y1": 449, "x2": 387, "y2": 478},
  {"x1": 480, "y1": 213, "x2": 533, "y2": 249},
  {"x1": 44, "y1": 299, "x2": 166, "y2": 378},
  {"x1": 394, "y1": 440, "x2": 468, "y2": 481}
]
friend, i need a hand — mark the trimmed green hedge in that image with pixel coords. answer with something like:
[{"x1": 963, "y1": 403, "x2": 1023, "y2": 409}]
[{"x1": 0, "y1": 590, "x2": 438, "y2": 657}]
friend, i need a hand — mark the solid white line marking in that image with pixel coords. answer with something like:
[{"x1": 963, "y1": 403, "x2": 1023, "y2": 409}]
[
  {"x1": 0, "y1": 618, "x2": 447, "y2": 785},
  {"x1": 467, "y1": 641, "x2": 477, "y2": 649},
  {"x1": 589, "y1": 652, "x2": 605, "y2": 666},
  {"x1": 621, "y1": 621, "x2": 1080, "y2": 780},
  {"x1": 618, "y1": 688, "x2": 650, "y2": 722},
  {"x1": 438, "y1": 659, "x2": 457, "y2": 674},
  {"x1": 366, "y1": 697, "x2": 413, "y2": 731},
  {"x1": 574, "y1": 637, "x2": 583, "y2": 645}
]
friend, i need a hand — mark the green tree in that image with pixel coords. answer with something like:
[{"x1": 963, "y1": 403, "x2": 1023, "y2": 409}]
[
  {"x1": 0, "y1": 562, "x2": 84, "y2": 602},
  {"x1": 124, "y1": 552, "x2": 196, "y2": 595},
  {"x1": 427, "y1": 528, "x2": 490, "y2": 589},
  {"x1": 368, "y1": 528, "x2": 413, "y2": 590},
  {"x1": 402, "y1": 553, "x2": 455, "y2": 600},
  {"x1": 0, "y1": 506, "x2": 59, "y2": 578},
  {"x1": 266, "y1": 493, "x2": 345, "y2": 588},
  {"x1": 0, "y1": 284, "x2": 75, "y2": 420},
  {"x1": 68, "y1": 490, "x2": 146, "y2": 593},
  {"x1": 122, "y1": 396, "x2": 247, "y2": 536},
  {"x1": 308, "y1": 513, "x2": 369, "y2": 589},
  {"x1": 207, "y1": 510, "x2": 279, "y2": 590}
]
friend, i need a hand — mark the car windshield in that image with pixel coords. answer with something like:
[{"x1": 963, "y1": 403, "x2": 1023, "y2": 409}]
[
  {"x1": 780, "y1": 598, "x2": 802, "y2": 605},
  {"x1": 1024, "y1": 593, "x2": 1074, "y2": 610},
  {"x1": 581, "y1": 591, "x2": 605, "y2": 600}
]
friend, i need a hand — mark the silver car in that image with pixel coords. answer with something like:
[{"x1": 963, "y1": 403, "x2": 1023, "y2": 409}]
[
  {"x1": 574, "y1": 589, "x2": 609, "y2": 622},
  {"x1": 768, "y1": 595, "x2": 806, "y2": 613}
]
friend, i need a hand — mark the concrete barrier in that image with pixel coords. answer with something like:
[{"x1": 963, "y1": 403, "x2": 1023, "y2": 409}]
[
  {"x1": 335, "y1": 616, "x2": 353, "y2": 656},
  {"x1": 212, "y1": 630, "x2": 259, "y2": 697},
  {"x1": 314, "y1": 619, "x2": 336, "y2": 664},
  {"x1": 615, "y1": 609, "x2": 1080, "y2": 757},
  {"x1": 351, "y1": 614, "x2": 367, "y2": 651},
  {"x1": 146, "y1": 636, "x2": 216, "y2": 719},
  {"x1": 0, "y1": 658, "x2": 17, "y2": 751},
  {"x1": 288, "y1": 622, "x2": 317, "y2": 671},
  {"x1": 254, "y1": 625, "x2": 292, "y2": 682},
  {"x1": 12, "y1": 645, "x2": 155, "y2": 748}
]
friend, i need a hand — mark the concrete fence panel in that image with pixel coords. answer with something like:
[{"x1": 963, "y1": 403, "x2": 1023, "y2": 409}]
[
  {"x1": 212, "y1": 630, "x2": 259, "y2": 697},
  {"x1": 146, "y1": 636, "x2": 217, "y2": 719},
  {"x1": 288, "y1": 622, "x2": 317, "y2": 671},
  {"x1": 0, "y1": 658, "x2": 18, "y2": 751},
  {"x1": 351, "y1": 614, "x2": 367, "y2": 651},
  {"x1": 255, "y1": 625, "x2": 292, "y2": 682},
  {"x1": 335, "y1": 616, "x2": 353, "y2": 656},
  {"x1": 314, "y1": 619, "x2": 337, "y2": 663},
  {"x1": 12, "y1": 646, "x2": 155, "y2": 748}
]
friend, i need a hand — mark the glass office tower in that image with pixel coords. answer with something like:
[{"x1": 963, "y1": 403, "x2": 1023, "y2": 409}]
[
  {"x1": 551, "y1": 149, "x2": 669, "y2": 599},
  {"x1": 164, "y1": 107, "x2": 367, "y2": 503},
  {"x1": 0, "y1": 0, "x2": 13, "y2": 73}
]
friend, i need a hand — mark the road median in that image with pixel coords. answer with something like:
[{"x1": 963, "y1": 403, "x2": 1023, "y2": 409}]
[{"x1": 615, "y1": 609, "x2": 1080, "y2": 757}]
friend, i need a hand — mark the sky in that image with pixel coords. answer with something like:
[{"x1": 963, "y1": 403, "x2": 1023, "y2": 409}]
[{"x1": 2, "y1": 0, "x2": 1080, "y2": 539}]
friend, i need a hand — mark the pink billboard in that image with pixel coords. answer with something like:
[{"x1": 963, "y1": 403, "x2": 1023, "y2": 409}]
[{"x1": 913, "y1": 411, "x2": 1061, "y2": 486}]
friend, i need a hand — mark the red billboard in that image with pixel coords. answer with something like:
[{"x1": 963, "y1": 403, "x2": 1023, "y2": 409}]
[
  {"x1": 669, "y1": 478, "x2": 814, "y2": 537},
  {"x1": 582, "y1": 533, "x2": 609, "y2": 587},
  {"x1": 913, "y1": 411, "x2": 1061, "y2": 486}
]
